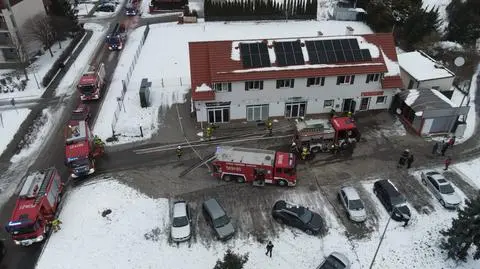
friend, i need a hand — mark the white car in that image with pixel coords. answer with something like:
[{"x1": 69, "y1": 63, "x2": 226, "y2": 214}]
[
  {"x1": 338, "y1": 186, "x2": 367, "y2": 222},
  {"x1": 316, "y1": 252, "x2": 351, "y2": 269},
  {"x1": 171, "y1": 201, "x2": 192, "y2": 242},
  {"x1": 421, "y1": 171, "x2": 462, "y2": 209}
]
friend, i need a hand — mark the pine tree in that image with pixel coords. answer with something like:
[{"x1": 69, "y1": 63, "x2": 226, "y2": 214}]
[
  {"x1": 48, "y1": 0, "x2": 80, "y2": 37},
  {"x1": 440, "y1": 191, "x2": 480, "y2": 262},
  {"x1": 213, "y1": 249, "x2": 249, "y2": 269},
  {"x1": 445, "y1": 0, "x2": 480, "y2": 44}
]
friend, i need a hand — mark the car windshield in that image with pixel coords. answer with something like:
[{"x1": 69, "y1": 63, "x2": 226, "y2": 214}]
[
  {"x1": 172, "y1": 216, "x2": 189, "y2": 227},
  {"x1": 78, "y1": 85, "x2": 95, "y2": 93},
  {"x1": 439, "y1": 184, "x2": 455, "y2": 194},
  {"x1": 7, "y1": 221, "x2": 38, "y2": 235},
  {"x1": 299, "y1": 210, "x2": 313, "y2": 224},
  {"x1": 213, "y1": 215, "x2": 229, "y2": 228},
  {"x1": 390, "y1": 194, "x2": 406, "y2": 206},
  {"x1": 71, "y1": 159, "x2": 90, "y2": 168},
  {"x1": 321, "y1": 256, "x2": 346, "y2": 269},
  {"x1": 348, "y1": 199, "x2": 364, "y2": 210}
]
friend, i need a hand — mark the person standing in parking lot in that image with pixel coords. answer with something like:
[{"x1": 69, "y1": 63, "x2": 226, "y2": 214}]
[
  {"x1": 406, "y1": 154, "x2": 414, "y2": 169},
  {"x1": 444, "y1": 157, "x2": 452, "y2": 170},
  {"x1": 265, "y1": 241, "x2": 274, "y2": 257}
]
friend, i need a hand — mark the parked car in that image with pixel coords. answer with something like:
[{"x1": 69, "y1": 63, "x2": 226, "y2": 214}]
[
  {"x1": 271, "y1": 200, "x2": 323, "y2": 235},
  {"x1": 202, "y1": 198, "x2": 235, "y2": 241},
  {"x1": 70, "y1": 104, "x2": 91, "y2": 125},
  {"x1": 373, "y1": 179, "x2": 411, "y2": 222},
  {"x1": 421, "y1": 171, "x2": 462, "y2": 209},
  {"x1": 316, "y1": 252, "x2": 351, "y2": 269},
  {"x1": 97, "y1": 3, "x2": 116, "y2": 12},
  {"x1": 338, "y1": 186, "x2": 367, "y2": 222},
  {"x1": 171, "y1": 201, "x2": 192, "y2": 242}
]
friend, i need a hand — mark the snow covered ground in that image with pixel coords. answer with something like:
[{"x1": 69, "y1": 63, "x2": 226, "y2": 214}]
[
  {"x1": 0, "y1": 39, "x2": 72, "y2": 101},
  {"x1": 453, "y1": 157, "x2": 480, "y2": 189},
  {"x1": 140, "y1": 0, "x2": 183, "y2": 18},
  {"x1": 93, "y1": 0, "x2": 127, "y2": 18},
  {"x1": 0, "y1": 109, "x2": 30, "y2": 155},
  {"x1": 36, "y1": 176, "x2": 480, "y2": 269},
  {"x1": 422, "y1": 0, "x2": 451, "y2": 33},
  {"x1": 93, "y1": 20, "x2": 374, "y2": 143},
  {"x1": 75, "y1": 2, "x2": 96, "y2": 16}
]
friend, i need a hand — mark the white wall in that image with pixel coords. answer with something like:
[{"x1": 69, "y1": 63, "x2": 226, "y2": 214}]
[
  {"x1": 400, "y1": 68, "x2": 415, "y2": 89},
  {"x1": 194, "y1": 74, "x2": 397, "y2": 122},
  {"x1": 418, "y1": 76, "x2": 455, "y2": 92}
]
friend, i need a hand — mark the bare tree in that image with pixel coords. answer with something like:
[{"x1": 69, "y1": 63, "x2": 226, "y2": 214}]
[{"x1": 23, "y1": 14, "x2": 56, "y2": 57}]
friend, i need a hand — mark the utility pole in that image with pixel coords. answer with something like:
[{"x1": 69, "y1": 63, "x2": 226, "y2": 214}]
[{"x1": 369, "y1": 210, "x2": 396, "y2": 269}]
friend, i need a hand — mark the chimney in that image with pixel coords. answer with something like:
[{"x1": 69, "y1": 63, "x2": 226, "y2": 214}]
[
  {"x1": 346, "y1": 26, "x2": 354, "y2": 36},
  {"x1": 317, "y1": 31, "x2": 323, "y2": 36}
]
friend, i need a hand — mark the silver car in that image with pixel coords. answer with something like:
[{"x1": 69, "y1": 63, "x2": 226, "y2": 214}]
[
  {"x1": 421, "y1": 171, "x2": 462, "y2": 209},
  {"x1": 171, "y1": 201, "x2": 192, "y2": 242},
  {"x1": 338, "y1": 186, "x2": 367, "y2": 222},
  {"x1": 316, "y1": 252, "x2": 351, "y2": 269}
]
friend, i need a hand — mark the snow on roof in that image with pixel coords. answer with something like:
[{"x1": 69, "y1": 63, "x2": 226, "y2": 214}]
[
  {"x1": 431, "y1": 88, "x2": 456, "y2": 107},
  {"x1": 382, "y1": 50, "x2": 400, "y2": 77},
  {"x1": 398, "y1": 51, "x2": 455, "y2": 81},
  {"x1": 195, "y1": 83, "x2": 212, "y2": 92},
  {"x1": 226, "y1": 62, "x2": 384, "y2": 74},
  {"x1": 404, "y1": 89, "x2": 419, "y2": 106}
]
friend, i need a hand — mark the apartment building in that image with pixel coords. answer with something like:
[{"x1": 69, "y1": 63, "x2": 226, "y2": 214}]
[
  {"x1": 188, "y1": 32, "x2": 403, "y2": 124},
  {"x1": 0, "y1": 0, "x2": 48, "y2": 68}
]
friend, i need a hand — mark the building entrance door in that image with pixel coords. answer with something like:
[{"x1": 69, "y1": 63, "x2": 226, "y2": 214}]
[
  {"x1": 360, "y1": 97, "x2": 370, "y2": 111},
  {"x1": 285, "y1": 102, "x2": 306, "y2": 118},
  {"x1": 342, "y1": 99, "x2": 356, "y2": 113}
]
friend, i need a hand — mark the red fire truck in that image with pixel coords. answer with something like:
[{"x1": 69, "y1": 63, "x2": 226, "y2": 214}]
[
  {"x1": 211, "y1": 146, "x2": 297, "y2": 187},
  {"x1": 65, "y1": 120, "x2": 104, "y2": 178},
  {"x1": 77, "y1": 63, "x2": 106, "y2": 101},
  {"x1": 5, "y1": 167, "x2": 63, "y2": 246},
  {"x1": 294, "y1": 116, "x2": 361, "y2": 153}
]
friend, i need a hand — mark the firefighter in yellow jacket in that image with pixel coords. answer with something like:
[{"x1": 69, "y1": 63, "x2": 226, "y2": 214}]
[
  {"x1": 266, "y1": 119, "x2": 273, "y2": 136},
  {"x1": 50, "y1": 219, "x2": 63, "y2": 233},
  {"x1": 301, "y1": 147, "x2": 310, "y2": 161}
]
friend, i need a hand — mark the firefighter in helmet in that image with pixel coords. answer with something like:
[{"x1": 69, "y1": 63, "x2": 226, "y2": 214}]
[
  {"x1": 176, "y1": 146, "x2": 183, "y2": 159},
  {"x1": 290, "y1": 141, "x2": 298, "y2": 153},
  {"x1": 50, "y1": 219, "x2": 63, "y2": 233},
  {"x1": 347, "y1": 111, "x2": 352, "y2": 118},
  {"x1": 331, "y1": 143, "x2": 339, "y2": 155},
  {"x1": 94, "y1": 135, "x2": 105, "y2": 147},
  {"x1": 206, "y1": 125, "x2": 214, "y2": 140},
  {"x1": 301, "y1": 147, "x2": 310, "y2": 161},
  {"x1": 266, "y1": 118, "x2": 273, "y2": 136}
]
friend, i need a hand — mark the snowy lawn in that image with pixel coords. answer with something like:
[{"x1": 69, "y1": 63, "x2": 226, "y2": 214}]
[
  {"x1": 0, "y1": 39, "x2": 72, "y2": 100},
  {"x1": 93, "y1": 0, "x2": 127, "y2": 17},
  {"x1": 36, "y1": 176, "x2": 480, "y2": 269},
  {"x1": 75, "y1": 3, "x2": 96, "y2": 16},
  {"x1": 140, "y1": 0, "x2": 183, "y2": 18},
  {"x1": 94, "y1": 20, "x2": 374, "y2": 143},
  {"x1": 55, "y1": 23, "x2": 109, "y2": 97},
  {"x1": 0, "y1": 109, "x2": 30, "y2": 155},
  {"x1": 453, "y1": 157, "x2": 480, "y2": 189}
]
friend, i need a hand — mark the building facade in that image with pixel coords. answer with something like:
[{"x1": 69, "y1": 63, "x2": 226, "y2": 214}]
[
  {"x1": 189, "y1": 32, "x2": 403, "y2": 124},
  {"x1": 0, "y1": 0, "x2": 48, "y2": 68}
]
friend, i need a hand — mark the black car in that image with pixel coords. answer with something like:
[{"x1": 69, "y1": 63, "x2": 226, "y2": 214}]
[
  {"x1": 271, "y1": 200, "x2": 323, "y2": 235},
  {"x1": 373, "y1": 180, "x2": 411, "y2": 222},
  {"x1": 97, "y1": 3, "x2": 116, "y2": 12}
]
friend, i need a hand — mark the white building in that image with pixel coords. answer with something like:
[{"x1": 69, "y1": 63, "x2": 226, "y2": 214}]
[
  {"x1": 398, "y1": 50, "x2": 455, "y2": 97},
  {"x1": 189, "y1": 33, "x2": 403, "y2": 124},
  {"x1": 0, "y1": 0, "x2": 48, "y2": 68}
]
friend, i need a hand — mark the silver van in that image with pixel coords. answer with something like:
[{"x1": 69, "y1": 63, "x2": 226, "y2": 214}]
[{"x1": 202, "y1": 198, "x2": 235, "y2": 240}]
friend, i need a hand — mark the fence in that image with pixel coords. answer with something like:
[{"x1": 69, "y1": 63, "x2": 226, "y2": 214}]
[
  {"x1": 111, "y1": 24, "x2": 150, "y2": 135},
  {"x1": 128, "y1": 77, "x2": 191, "y2": 89}
]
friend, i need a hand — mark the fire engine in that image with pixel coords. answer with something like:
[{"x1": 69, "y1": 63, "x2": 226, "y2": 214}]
[
  {"x1": 294, "y1": 116, "x2": 361, "y2": 153},
  {"x1": 106, "y1": 23, "x2": 126, "y2": 51},
  {"x1": 64, "y1": 120, "x2": 104, "y2": 178},
  {"x1": 77, "y1": 62, "x2": 105, "y2": 101},
  {"x1": 211, "y1": 146, "x2": 297, "y2": 187},
  {"x1": 5, "y1": 167, "x2": 63, "y2": 246}
]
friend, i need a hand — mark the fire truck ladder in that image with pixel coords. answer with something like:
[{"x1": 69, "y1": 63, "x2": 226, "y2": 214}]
[{"x1": 179, "y1": 153, "x2": 216, "y2": 178}]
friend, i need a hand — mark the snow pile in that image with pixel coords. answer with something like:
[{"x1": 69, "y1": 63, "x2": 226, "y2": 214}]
[
  {"x1": 453, "y1": 157, "x2": 480, "y2": 189},
  {"x1": 458, "y1": 67, "x2": 479, "y2": 143},
  {"x1": 405, "y1": 89, "x2": 419, "y2": 106},
  {"x1": 196, "y1": 83, "x2": 212, "y2": 92},
  {"x1": 450, "y1": 87, "x2": 467, "y2": 107},
  {"x1": 55, "y1": 23, "x2": 108, "y2": 97},
  {"x1": 317, "y1": 0, "x2": 339, "y2": 21},
  {"x1": 382, "y1": 51, "x2": 400, "y2": 76},
  {"x1": 434, "y1": 41, "x2": 464, "y2": 52},
  {"x1": 0, "y1": 109, "x2": 30, "y2": 156}
]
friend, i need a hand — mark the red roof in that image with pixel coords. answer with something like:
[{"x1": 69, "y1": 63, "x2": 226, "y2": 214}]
[{"x1": 189, "y1": 33, "x2": 402, "y2": 101}]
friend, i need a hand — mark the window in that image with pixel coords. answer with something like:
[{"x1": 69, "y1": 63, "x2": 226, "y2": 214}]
[
  {"x1": 276, "y1": 79, "x2": 295, "y2": 89},
  {"x1": 323, "y1": 99, "x2": 334, "y2": 107},
  {"x1": 336, "y1": 75, "x2": 355, "y2": 85},
  {"x1": 306, "y1": 77, "x2": 325, "y2": 87},
  {"x1": 376, "y1": 96, "x2": 387, "y2": 104},
  {"x1": 206, "y1": 102, "x2": 230, "y2": 123},
  {"x1": 245, "y1": 81, "x2": 263, "y2": 91},
  {"x1": 365, "y1": 74, "x2": 380, "y2": 83},
  {"x1": 246, "y1": 104, "x2": 269, "y2": 121},
  {"x1": 213, "y1": 82, "x2": 232, "y2": 92},
  {"x1": 285, "y1": 102, "x2": 306, "y2": 118}
]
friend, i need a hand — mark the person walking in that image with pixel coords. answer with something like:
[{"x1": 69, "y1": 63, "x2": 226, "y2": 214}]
[
  {"x1": 407, "y1": 154, "x2": 414, "y2": 169},
  {"x1": 448, "y1": 136, "x2": 456, "y2": 148},
  {"x1": 441, "y1": 143, "x2": 449, "y2": 156},
  {"x1": 176, "y1": 146, "x2": 183, "y2": 159},
  {"x1": 444, "y1": 157, "x2": 452, "y2": 171},
  {"x1": 266, "y1": 119, "x2": 273, "y2": 137},
  {"x1": 397, "y1": 149, "x2": 409, "y2": 168},
  {"x1": 265, "y1": 241, "x2": 274, "y2": 258},
  {"x1": 432, "y1": 142, "x2": 439, "y2": 155}
]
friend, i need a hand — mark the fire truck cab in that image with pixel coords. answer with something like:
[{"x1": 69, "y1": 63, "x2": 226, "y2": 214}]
[
  {"x1": 294, "y1": 116, "x2": 361, "y2": 153},
  {"x1": 212, "y1": 146, "x2": 297, "y2": 187},
  {"x1": 65, "y1": 120, "x2": 104, "y2": 178},
  {"x1": 5, "y1": 168, "x2": 63, "y2": 246},
  {"x1": 78, "y1": 63, "x2": 106, "y2": 101}
]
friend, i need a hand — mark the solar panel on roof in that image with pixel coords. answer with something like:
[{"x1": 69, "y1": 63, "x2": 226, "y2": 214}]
[
  {"x1": 360, "y1": 49, "x2": 372, "y2": 61},
  {"x1": 340, "y1": 39, "x2": 351, "y2": 50},
  {"x1": 334, "y1": 50, "x2": 346, "y2": 62},
  {"x1": 274, "y1": 41, "x2": 305, "y2": 66},
  {"x1": 348, "y1": 39, "x2": 360, "y2": 50},
  {"x1": 323, "y1": 40, "x2": 333, "y2": 51},
  {"x1": 332, "y1": 39, "x2": 342, "y2": 50},
  {"x1": 344, "y1": 50, "x2": 354, "y2": 62},
  {"x1": 352, "y1": 49, "x2": 363, "y2": 61},
  {"x1": 240, "y1": 42, "x2": 271, "y2": 68},
  {"x1": 326, "y1": 50, "x2": 337, "y2": 63}
]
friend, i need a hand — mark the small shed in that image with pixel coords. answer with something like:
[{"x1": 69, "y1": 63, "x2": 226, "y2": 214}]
[
  {"x1": 398, "y1": 51, "x2": 455, "y2": 98},
  {"x1": 391, "y1": 88, "x2": 469, "y2": 136},
  {"x1": 332, "y1": 7, "x2": 367, "y2": 21}
]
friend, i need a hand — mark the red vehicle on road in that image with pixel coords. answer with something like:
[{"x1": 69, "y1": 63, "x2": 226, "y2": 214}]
[
  {"x1": 69, "y1": 104, "x2": 91, "y2": 126},
  {"x1": 211, "y1": 146, "x2": 297, "y2": 187},
  {"x1": 65, "y1": 120, "x2": 104, "y2": 178},
  {"x1": 5, "y1": 167, "x2": 63, "y2": 246},
  {"x1": 77, "y1": 63, "x2": 106, "y2": 101}
]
